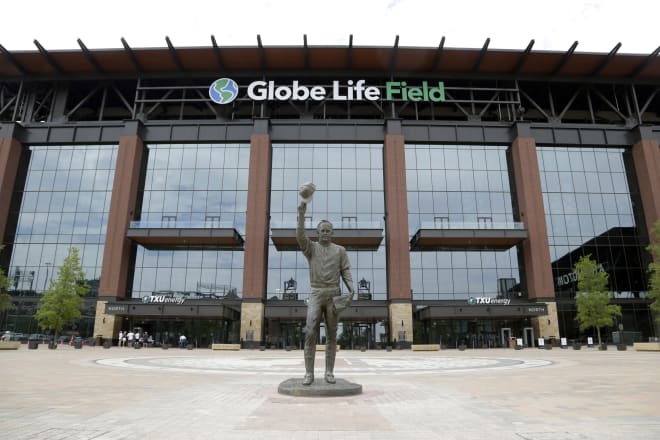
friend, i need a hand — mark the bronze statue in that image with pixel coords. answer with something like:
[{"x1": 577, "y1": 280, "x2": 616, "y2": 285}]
[{"x1": 296, "y1": 182, "x2": 355, "y2": 385}]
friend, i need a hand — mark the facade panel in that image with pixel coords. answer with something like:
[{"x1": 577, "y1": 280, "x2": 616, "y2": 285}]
[{"x1": 0, "y1": 42, "x2": 658, "y2": 349}]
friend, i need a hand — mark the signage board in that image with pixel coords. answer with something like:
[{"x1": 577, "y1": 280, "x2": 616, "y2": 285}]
[
  {"x1": 142, "y1": 295, "x2": 186, "y2": 305},
  {"x1": 209, "y1": 78, "x2": 445, "y2": 105},
  {"x1": 105, "y1": 304, "x2": 128, "y2": 313},
  {"x1": 468, "y1": 297, "x2": 511, "y2": 305}
]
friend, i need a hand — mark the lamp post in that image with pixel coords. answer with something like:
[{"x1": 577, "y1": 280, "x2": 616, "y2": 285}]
[
  {"x1": 617, "y1": 322, "x2": 626, "y2": 351},
  {"x1": 43, "y1": 262, "x2": 52, "y2": 290}
]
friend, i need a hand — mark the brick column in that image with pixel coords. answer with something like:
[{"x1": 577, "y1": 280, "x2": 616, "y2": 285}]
[
  {"x1": 383, "y1": 120, "x2": 413, "y2": 346},
  {"x1": 240, "y1": 120, "x2": 271, "y2": 347},
  {"x1": 510, "y1": 124, "x2": 555, "y2": 299},
  {"x1": 0, "y1": 124, "x2": 23, "y2": 245},
  {"x1": 631, "y1": 127, "x2": 660, "y2": 240},
  {"x1": 94, "y1": 121, "x2": 145, "y2": 338},
  {"x1": 510, "y1": 124, "x2": 559, "y2": 338}
]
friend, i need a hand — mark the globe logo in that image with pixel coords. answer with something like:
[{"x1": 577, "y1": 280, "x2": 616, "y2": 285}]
[{"x1": 209, "y1": 78, "x2": 239, "y2": 104}]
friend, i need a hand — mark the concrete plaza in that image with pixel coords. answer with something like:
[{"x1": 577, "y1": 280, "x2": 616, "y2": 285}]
[{"x1": 1, "y1": 344, "x2": 659, "y2": 439}]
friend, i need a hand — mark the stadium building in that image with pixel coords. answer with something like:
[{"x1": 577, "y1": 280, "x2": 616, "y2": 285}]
[{"x1": 0, "y1": 36, "x2": 658, "y2": 349}]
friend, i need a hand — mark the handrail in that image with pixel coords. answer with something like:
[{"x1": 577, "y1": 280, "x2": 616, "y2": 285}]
[
  {"x1": 270, "y1": 220, "x2": 383, "y2": 229},
  {"x1": 419, "y1": 221, "x2": 525, "y2": 230},
  {"x1": 129, "y1": 220, "x2": 236, "y2": 229}
]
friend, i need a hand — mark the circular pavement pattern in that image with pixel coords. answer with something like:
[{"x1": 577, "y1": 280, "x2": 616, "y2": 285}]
[{"x1": 96, "y1": 355, "x2": 552, "y2": 375}]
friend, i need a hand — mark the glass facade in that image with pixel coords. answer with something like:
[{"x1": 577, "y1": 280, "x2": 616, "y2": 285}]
[
  {"x1": 268, "y1": 143, "x2": 386, "y2": 300},
  {"x1": 538, "y1": 146, "x2": 647, "y2": 296},
  {"x1": 538, "y1": 146, "x2": 652, "y2": 340},
  {"x1": 131, "y1": 143, "x2": 249, "y2": 298},
  {"x1": 5, "y1": 144, "x2": 117, "y2": 334},
  {"x1": 0, "y1": 138, "x2": 655, "y2": 345},
  {"x1": 406, "y1": 144, "x2": 520, "y2": 300}
]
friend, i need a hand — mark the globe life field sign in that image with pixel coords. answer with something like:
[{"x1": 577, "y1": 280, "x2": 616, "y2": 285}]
[
  {"x1": 208, "y1": 79, "x2": 445, "y2": 104},
  {"x1": 209, "y1": 78, "x2": 239, "y2": 104}
]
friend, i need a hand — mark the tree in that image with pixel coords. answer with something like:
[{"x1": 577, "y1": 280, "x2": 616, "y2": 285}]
[
  {"x1": 574, "y1": 254, "x2": 621, "y2": 346},
  {"x1": 647, "y1": 221, "x2": 660, "y2": 330},
  {"x1": 35, "y1": 247, "x2": 89, "y2": 340},
  {"x1": 0, "y1": 245, "x2": 14, "y2": 319}
]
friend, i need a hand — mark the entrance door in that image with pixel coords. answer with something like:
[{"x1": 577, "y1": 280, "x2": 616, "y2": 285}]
[
  {"x1": 523, "y1": 327, "x2": 534, "y2": 347},
  {"x1": 273, "y1": 321, "x2": 304, "y2": 349},
  {"x1": 501, "y1": 327, "x2": 512, "y2": 347}
]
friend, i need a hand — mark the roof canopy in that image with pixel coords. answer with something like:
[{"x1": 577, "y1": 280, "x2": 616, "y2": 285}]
[{"x1": 1, "y1": 36, "x2": 659, "y2": 82}]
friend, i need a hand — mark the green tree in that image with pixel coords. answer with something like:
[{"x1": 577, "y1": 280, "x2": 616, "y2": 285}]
[
  {"x1": 574, "y1": 254, "x2": 621, "y2": 345},
  {"x1": 647, "y1": 221, "x2": 660, "y2": 329},
  {"x1": 35, "y1": 247, "x2": 89, "y2": 340},
  {"x1": 0, "y1": 245, "x2": 14, "y2": 318}
]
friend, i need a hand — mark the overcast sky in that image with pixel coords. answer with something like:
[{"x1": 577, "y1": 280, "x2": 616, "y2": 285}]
[{"x1": 1, "y1": 0, "x2": 658, "y2": 54}]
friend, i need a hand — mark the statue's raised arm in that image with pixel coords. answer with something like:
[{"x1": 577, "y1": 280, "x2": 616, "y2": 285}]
[{"x1": 296, "y1": 201, "x2": 310, "y2": 254}]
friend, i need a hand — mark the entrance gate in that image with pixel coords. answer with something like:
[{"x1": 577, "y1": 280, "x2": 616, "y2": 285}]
[
  {"x1": 523, "y1": 327, "x2": 535, "y2": 347},
  {"x1": 501, "y1": 327, "x2": 512, "y2": 347}
]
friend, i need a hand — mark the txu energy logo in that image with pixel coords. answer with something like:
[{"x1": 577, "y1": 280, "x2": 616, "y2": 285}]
[
  {"x1": 209, "y1": 78, "x2": 239, "y2": 104},
  {"x1": 209, "y1": 78, "x2": 445, "y2": 104}
]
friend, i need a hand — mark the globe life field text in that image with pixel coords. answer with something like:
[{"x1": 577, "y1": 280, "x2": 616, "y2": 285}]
[{"x1": 212, "y1": 79, "x2": 446, "y2": 103}]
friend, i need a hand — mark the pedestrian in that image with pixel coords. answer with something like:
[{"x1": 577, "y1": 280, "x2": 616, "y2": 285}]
[
  {"x1": 127, "y1": 330, "x2": 135, "y2": 347},
  {"x1": 118, "y1": 330, "x2": 124, "y2": 347}
]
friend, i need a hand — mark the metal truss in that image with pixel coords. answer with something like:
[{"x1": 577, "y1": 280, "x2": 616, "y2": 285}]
[{"x1": 0, "y1": 76, "x2": 658, "y2": 126}]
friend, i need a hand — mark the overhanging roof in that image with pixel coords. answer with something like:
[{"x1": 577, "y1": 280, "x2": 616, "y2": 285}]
[
  {"x1": 104, "y1": 301, "x2": 240, "y2": 319},
  {"x1": 127, "y1": 226, "x2": 244, "y2": 250},
  {"x1": 1, "y1": 36, "x2": 659, "y2": 83},
  {"x1": 271, "y1": 228, "x2": 383, "y2": 251},
  {"x1": 265, "y1": 300, "x2": 389, "y2": 320},
  {"x1": 415, "y1": 302, "x2": 548, "y2": 319},
  {"x1": 410, "y1": 228, "x2": 527, "y2": 251}
]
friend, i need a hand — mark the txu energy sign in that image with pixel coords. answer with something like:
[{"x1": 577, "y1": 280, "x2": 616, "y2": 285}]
[{"x1": 209, "y1": 78, "x2": 445, "y2": 105}]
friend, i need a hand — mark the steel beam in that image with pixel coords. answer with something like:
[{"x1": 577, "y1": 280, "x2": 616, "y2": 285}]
[
  {"x1": 472, "y1": 38, "x2": 490, "y2": 72},
  {"x1": 432, "y1": 37, "x2": 446, "y2": 71},
  {"x1": 120, "y1": 37, "x2": 142, "y2": 73},
  {"x1": 552, "y1": 41, "x2": 579, "y2": 76},
  {"x1": 512, "y1": 39, "x2": 535, "y2": 75},
  {"x1": 210, "y1": 35, "x2": 225, "y2": 70},
  {"x1": 303, "y1": 34, "x2": 309, "y2": 69},
  {"x1": 77, "y1": 38, "x2": 104, "y2": 74},
  {"x1": 590, "y1": 42, "x2": 621, "y2": 76},
  {"x1": 165, "y1": 36, "x2": 184, "y2": 72},
  {"x1": 389, "y1": 35, "x2": 400, "y2": 73},
  {"x1": 0, "y1": 44, "x2": 26, "y2": 75},
  {"x1": 33, "y1": 39, "x2": 63, "y2": 74},
  {"x1": 631, "y1": 45, "x2": 660, "y2": 79},
  {"x1": 257, "y1": 34, "x2": 266, "y2": 71},
  {"x1": 347, "y1": 34, "x2": 353, "y2": 69}
]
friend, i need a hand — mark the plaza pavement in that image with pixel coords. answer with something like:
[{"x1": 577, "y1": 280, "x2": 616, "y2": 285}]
[{"x1": 1, "y1": 343, "x2": 659, "y2": 439}]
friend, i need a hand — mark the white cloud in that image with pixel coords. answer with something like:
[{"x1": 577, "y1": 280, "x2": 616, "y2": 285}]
[{"x1": 0, "y1": 0, "x2": 657, "y2": 54}]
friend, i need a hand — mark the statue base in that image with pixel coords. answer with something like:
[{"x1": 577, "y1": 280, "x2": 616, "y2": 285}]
[{"x1": 278, "y1": 378, "x2": 362, "y2": 397}]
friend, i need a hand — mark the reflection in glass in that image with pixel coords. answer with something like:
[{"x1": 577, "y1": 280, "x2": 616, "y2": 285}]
[
  {"x1": 538, "y1": 146, "x2": 647, "y2": 296},
  {"x1": 8, "y1": 145, "x2": 117, "y2": 298},
  {"x1": 269, "y1": 143, "x2": 386, "y2": 300},
  {"x1": 406, "y1": 144, "x2": 520, "y2": 300},
  {"x1": 132, "y1": 143, "x2": 249, "y2": 298}
]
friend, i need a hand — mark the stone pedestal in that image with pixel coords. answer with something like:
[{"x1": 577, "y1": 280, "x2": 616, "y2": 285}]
[{"x1": 278, "y1": 378, "x2": 362, "y2": 397}]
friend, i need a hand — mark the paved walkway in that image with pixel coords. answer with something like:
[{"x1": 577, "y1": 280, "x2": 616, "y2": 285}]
[{"x1": 1, "y1": 344, "x2": 659, "y2": 439}]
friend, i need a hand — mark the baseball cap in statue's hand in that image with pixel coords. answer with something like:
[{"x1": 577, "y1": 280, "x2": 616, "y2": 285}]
[
  {"x1": 333, "y1": 292, "x2": 353, "y2": 314},
  {"x1": 298, "y1": 182, "x2": 316, "y2": 203}
]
